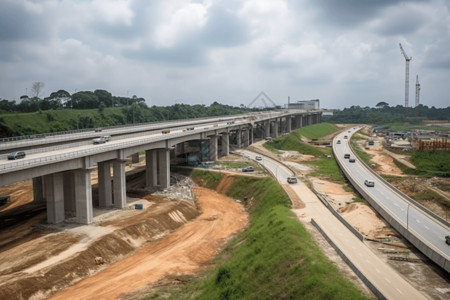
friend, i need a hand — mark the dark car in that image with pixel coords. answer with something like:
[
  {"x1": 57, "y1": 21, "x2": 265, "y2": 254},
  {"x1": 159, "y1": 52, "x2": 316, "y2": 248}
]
[
  {"x1": 242, "y1": 166, "x2": 255, "y2": 172},
  {"x1": 8, "y1": 151, "x2": 26, "y2": 160},
  {"x1": 349, "y1": 158, "x2": 356, "y2": 163},
  {"x1": 445, "y1": 235, "x2": 450, "y2": 245}
]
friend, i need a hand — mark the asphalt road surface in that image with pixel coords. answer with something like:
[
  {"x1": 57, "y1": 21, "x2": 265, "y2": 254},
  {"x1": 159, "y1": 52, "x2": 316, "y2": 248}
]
[{"x1": 239, "y1": 149, "x2": 427, "y2": 299}]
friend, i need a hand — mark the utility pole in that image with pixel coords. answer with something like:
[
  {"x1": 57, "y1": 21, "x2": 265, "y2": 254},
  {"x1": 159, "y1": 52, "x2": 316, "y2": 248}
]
[
  {"x1": 415, "y1": 75, "x2": 421, "y2": 117},
  {"x1": 399, "y1": 43, "x2": 412, "y2": 118}
]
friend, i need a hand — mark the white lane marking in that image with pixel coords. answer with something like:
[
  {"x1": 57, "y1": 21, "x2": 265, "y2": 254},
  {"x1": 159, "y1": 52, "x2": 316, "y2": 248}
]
[
  {"x1": 384, "y1": 277, "x2": 391, "y2": 283},
  {"x1": 396, "y1": 288, "x2": 403, "y2": 295}
]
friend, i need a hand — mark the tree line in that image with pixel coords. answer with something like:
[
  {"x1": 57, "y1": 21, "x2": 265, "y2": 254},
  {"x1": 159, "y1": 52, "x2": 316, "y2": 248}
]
[
  {"x1": 0, "y1": 88, "x2": 146, "y2": 113},
  {"x1": 323, "y1": 101, "x2": 450, "y2": 124}
]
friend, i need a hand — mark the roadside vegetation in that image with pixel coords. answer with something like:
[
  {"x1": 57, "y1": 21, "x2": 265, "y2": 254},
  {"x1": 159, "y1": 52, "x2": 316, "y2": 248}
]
[
  {"x1": 0, "y1": 102, "x2": 254, "y2": 137},
  {"x1": 145, "y1": 174, "x2": 370, "y2": 299},
  {"x1": 264, "y1": 123, "x2": 345, "y2": 183}
]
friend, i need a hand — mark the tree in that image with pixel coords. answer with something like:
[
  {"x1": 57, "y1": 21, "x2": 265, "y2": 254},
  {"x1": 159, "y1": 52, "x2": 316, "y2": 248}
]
[
  {"x1": 48, "y1": 90, "x2": 71, "y2": 108},
  {"x1": 31, "y1": 82, "x2": 45, "y2": 98},
  {"x1": 376, "y1": 101, "x2": 389, "y2": 109},
  {"x1": 94, "y1": 89, "x2": 113, "y2": 107}
]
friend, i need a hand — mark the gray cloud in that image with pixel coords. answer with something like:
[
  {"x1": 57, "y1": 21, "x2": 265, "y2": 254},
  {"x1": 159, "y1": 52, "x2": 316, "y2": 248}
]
[{"x1": 0, "y1": 0, "x2": 448, "y2": 109}]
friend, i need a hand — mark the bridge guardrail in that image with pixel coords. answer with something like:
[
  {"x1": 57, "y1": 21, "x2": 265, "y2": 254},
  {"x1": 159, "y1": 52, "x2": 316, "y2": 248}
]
[{"x1": 334, "y1": 131, "x2": 450, "y2": 274}]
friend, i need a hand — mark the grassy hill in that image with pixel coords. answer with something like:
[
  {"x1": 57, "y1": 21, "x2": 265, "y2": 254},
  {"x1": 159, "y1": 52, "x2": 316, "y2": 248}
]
[{"x1": 146, "y1": 170, "x2": 370, "y2": 299}]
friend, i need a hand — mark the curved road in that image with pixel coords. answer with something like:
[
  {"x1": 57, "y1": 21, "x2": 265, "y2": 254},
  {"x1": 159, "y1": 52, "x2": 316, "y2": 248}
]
[
  {"x1": 334, "y1": 127, "x2": 450, "y2": 260},
  {"x1": 238, "y1": 149, "x2": 427, "y2": 299}
]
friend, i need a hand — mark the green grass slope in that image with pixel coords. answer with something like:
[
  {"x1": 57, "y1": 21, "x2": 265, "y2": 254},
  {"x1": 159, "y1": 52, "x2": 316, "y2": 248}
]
[{"x1": 145, "y1": 176, "x2": 370, "y2": 300}]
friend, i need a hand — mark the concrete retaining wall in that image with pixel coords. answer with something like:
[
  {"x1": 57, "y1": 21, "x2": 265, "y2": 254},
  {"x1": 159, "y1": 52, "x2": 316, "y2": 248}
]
[{"x1": 311, "y1": 218, "x2": 386, "y2": 300}]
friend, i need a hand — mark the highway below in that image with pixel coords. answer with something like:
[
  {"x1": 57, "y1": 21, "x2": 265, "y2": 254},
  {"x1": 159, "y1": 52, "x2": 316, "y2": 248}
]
[
  {"x1": 238, "y1": 149, "x2": 428, "y2": 299},
  {"x1": 334, "y1": 128, "x2": 450, "y2": 263}
]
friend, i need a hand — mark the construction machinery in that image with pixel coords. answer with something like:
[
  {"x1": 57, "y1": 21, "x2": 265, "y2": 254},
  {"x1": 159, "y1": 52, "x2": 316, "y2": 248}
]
[{"x1": 399, "y1": 43, "x2": 412, "y2": 118}]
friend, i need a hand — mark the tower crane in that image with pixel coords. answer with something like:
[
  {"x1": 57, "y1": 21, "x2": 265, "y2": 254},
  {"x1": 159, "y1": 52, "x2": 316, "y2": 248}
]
[
  {"x1": 415, "y1": 75, "x2": 421, "y2": 117},
  {"x1": 399, "y1": 43, "x2": 412, "y2": 118}
]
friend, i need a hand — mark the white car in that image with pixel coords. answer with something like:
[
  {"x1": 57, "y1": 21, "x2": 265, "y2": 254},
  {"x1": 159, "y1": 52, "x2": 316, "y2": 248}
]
[
  {"x1": 287, "y1": 177, "x2": 298, "y2": 184},
  {"x1": 93, "y1": 137, "x2": 106, "y2": 144},
  {"x1": 364, "y1": 179, "x2": 375, "y2": 187},
  {"x1": 255, "y1": 156, "x2": 262, "y2": 161}
]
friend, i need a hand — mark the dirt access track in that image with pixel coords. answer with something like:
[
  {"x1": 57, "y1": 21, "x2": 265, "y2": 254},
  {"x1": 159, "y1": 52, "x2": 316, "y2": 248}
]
[{"x1": 0, "y1": 171, "x2": 248, "y2": 299}]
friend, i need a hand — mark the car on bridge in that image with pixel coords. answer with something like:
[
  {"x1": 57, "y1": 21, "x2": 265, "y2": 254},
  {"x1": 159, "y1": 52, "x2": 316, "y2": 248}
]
[
  {"x1": 8, "y1": 151, "x2": 26, "y2": 160},
  {"x1": 364, "y1": 179, "x2": 375, "y2": 187},
  {"x1": 446, "y1": 235, "x2": 450, "y2": 245},
  {"x1": 93, "y1": 137, "x2": 106, "y2": 144}
]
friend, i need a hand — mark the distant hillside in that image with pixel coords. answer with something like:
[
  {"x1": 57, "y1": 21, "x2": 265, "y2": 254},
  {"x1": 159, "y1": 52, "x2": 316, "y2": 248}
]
[{"x1": 0, "y1": 103, "x2": 252, "y2": 138}]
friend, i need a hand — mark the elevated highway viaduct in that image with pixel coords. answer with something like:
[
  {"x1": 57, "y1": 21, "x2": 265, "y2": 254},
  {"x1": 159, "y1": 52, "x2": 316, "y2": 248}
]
[{"x1": 0, "y1": 110, "x2": 321, "y2": 225}]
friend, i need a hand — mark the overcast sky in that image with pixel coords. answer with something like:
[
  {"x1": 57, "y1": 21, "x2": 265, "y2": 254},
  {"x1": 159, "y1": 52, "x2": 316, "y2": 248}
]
[{"x1": 1, "y1": 0, "x2": 449, "y2": 109}]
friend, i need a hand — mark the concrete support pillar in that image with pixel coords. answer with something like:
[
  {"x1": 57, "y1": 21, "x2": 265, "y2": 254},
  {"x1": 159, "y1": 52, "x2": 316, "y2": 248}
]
[
  {"x1": 221, "y1": 133, "x2": 229, "y2": 157},
  {"x1": 145, "y1": 149, "x2": 158, "y2": 188},
  {"x1": 74, "y1": 169, "x2": 93, "y2": 225},
  {"x1": 44, "y1": 173, "x2": 65, "y2": 224},
  {"x1": 32, "y1": 177, "x2": 45, "y2": 203},
  {"x1": 249, "y1": 127, "x2": 254, "y2": 144},
  {"x1": 113, "y1": 160, "x2": 127, "y2": 208},
  {"x1": 131, "y1": 153, "x2": 140, "y2": 164},
  {"x1": 209, "y1": 135, "x2": 218, "y2": 161},
  {"x1": 243, "y1": 129, "x2": 249, "y2": 147},
  {"x1": 286, "y1": 116, "x2": 292, "y2": 133},
  {"x1": 273, "y1": 120, "x2": 279, "y2": 138},
  {"x1": 236, "y1": 129, "x2": 242, "y2": 148},
  {"x1": 158, "y1": 149, "x2": 170, "y2": 189},
  {"x1": 63, "y1": 172, "x2": 76, "y2": 212},
  {"x1": 265, "y1": 121, "x2": 270, "y2": 138},
  {"x1": 98, "y1": 161, "x2": 112, "y2": 207}
]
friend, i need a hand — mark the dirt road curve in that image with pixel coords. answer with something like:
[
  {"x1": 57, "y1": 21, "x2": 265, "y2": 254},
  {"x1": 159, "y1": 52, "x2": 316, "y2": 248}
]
[{"x1": 50, "y1": 187, "x2": 248, "y2": 300}]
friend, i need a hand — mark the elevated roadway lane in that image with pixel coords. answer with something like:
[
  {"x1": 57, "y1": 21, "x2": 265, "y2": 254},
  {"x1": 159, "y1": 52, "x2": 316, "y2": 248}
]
[
  {"x1": 334, "y1": 127, "x2": 450, "y2": 268},
  {"x1": 239, "y1": 149, "x2": 427, "y2": 299}
]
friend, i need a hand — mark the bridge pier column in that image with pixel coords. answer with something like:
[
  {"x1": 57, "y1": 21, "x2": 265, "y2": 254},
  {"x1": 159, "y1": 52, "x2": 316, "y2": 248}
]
[
  {"x1": 74, "y1": 168, "x2": 93, "y2": 225},
  {"x1": 63, "y1": 172, "x2": 76, "y2": 213},
  {"x1": 221, "y1": 133, "x2": 229, "y2": 157},
  {"x1": 209, "y1": 135, "x2": 218, "y2": 161},
  {"x1": 113, "y1": 160, "x2": 127, "y2": 208},
  {"x1": 158, "y1": 149, "x2": 170, "y2": 189},
  {"x1": 236, "y1": 129, "x2": 242, "y2": 148},
  {"x1": 32, "y1": 177, "x2": 45, "y2": 203},
  {"x1": 272, "y1": 120, "x2": 279, "y2": 138},
  {"x1": 44, "y1": 173, "x2": 65, "y2": 224},
  {"x1": 145, "y1": 149, "x2": 158, "y2": 188},
  {"x1": 243, "y1": 129, "x2": 249, "y2": 147},
  {"x1": 131, "y1": 153, "x2": 139, "y2": 164},
  {"x1": 286, "y1": 116, "x2": 292, "y2": 133},
  {"x1": 98, "y1": 161, "x2": 112, "y2": 207},
  {"x1": 264, "y1": 121, "x2": 270, "y2": 138},
  {"x1": 249, "y1": 127, "x2": 254, "y2": 145}
]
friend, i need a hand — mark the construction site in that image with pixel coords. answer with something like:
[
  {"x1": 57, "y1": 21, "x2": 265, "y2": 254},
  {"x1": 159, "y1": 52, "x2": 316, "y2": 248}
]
[{"x1": 0, "y1": 125, "x2": 449, "y2": 299}]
